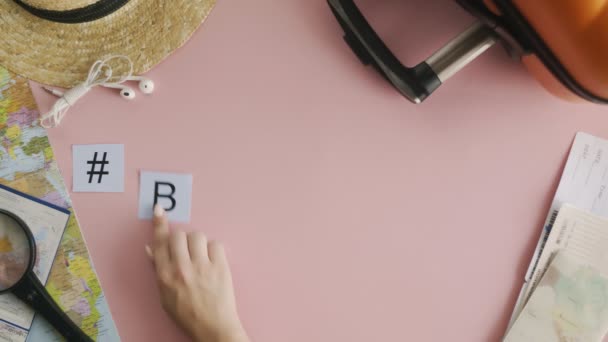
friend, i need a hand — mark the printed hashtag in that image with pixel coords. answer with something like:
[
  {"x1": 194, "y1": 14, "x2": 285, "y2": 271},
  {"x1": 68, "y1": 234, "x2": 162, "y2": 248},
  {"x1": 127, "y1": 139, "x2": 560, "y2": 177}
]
[{"x1": 86, "y1": 152, "x2": 110, "y2": 184}]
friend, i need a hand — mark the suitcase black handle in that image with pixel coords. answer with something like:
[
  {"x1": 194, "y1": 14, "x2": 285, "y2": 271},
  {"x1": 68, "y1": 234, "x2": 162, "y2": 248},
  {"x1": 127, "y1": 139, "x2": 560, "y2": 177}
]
[{"x1": 329, "y1": 0, "x2": 497, "y2": 103}]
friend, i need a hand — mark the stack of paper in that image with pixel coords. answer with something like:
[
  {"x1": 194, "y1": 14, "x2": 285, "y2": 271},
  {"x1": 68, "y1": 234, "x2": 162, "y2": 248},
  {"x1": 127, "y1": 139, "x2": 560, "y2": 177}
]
[{"x1": 505, "y1": 132, "x2": 608, "y2": 341}]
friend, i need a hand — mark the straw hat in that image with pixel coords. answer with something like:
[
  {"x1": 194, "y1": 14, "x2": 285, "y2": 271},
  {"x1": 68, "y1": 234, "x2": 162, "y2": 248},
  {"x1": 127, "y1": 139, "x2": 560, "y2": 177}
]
[{"x1": 0, "y1": 0, "x2": 216, "y2": 87}]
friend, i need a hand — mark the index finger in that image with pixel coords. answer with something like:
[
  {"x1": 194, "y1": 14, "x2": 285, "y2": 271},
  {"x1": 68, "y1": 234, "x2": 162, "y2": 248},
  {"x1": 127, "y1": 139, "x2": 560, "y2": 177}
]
[{"x1": 152, "y1": 204, "x2": 169, "y2": 245}]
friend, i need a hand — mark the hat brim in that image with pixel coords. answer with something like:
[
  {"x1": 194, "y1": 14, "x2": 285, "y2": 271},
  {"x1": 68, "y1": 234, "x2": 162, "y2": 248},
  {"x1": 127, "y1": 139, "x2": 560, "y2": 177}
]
[{"x1": 0, "y1": 0, "x2": 216, "y2": 87}]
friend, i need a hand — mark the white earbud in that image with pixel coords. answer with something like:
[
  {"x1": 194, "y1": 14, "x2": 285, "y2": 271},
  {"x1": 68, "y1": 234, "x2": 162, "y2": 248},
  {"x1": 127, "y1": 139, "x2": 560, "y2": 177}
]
[
  {"x1": 102, "y1": 83, "x2": 136, "y2": 100},
  {"x1": 128, "y1": 76, "x2": 155, "y2": 94},
  {"x1": 99, "y1": 75, "x2": 153, "y2": 99},
  {"x1": 120, "y1": 87, "x2": 136, "y2": 100}
]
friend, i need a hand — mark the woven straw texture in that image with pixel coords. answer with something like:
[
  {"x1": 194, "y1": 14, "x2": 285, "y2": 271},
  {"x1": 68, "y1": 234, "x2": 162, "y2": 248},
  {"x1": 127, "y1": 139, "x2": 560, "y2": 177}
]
[
  {"x1": 24, "y1": 0, "x2": 99, "y2": 11},
  {"x1": 0, "y1": 0, "x2": 216, "y2": 87}
]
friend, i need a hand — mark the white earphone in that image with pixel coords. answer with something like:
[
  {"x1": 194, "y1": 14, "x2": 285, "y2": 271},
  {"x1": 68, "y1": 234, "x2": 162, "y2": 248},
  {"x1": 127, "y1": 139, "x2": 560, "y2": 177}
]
[
  {"x1": 40, "y1": 56, "x2": 157, "y2": 128},
  {"x1": 102, "y1": 76, "x2": 154, "y2": 100},
  {"x1": 101, "y1": 83, "x2": 136, "y2": 99},
  {"x1": 130, "y1": 76, "x2": 155, "y2": 94}
]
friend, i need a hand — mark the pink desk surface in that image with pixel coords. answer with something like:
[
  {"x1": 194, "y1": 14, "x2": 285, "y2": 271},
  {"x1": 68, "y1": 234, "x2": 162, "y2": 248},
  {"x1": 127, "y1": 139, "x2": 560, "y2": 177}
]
[{"x1": 29, "y1": 0, "x2": 608, "y2": 341}]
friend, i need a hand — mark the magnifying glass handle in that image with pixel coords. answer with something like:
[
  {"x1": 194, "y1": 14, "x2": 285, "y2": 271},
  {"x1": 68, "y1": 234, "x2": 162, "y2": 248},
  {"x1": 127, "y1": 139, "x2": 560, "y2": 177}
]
[{"x1": 13, "y1": 273, "x2": 94, "y2": 342}]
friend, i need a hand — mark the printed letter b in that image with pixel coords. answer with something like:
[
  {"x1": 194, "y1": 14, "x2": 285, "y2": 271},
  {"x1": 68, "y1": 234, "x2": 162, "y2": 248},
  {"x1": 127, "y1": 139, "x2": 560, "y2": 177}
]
[{"x1": 154, "y1": 182, "x2": 176, "y2": 211}]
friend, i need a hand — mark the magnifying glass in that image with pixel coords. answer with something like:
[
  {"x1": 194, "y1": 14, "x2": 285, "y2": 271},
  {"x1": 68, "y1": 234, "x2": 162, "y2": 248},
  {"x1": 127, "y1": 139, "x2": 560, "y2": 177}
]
[{"x1": 0, "y1": 209, "x2": 93, "y2": 342}]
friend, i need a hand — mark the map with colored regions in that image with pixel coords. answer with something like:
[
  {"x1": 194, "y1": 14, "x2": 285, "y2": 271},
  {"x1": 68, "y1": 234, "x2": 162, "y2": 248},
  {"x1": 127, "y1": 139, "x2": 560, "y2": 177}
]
[
  {"x1": 0, "y1": 66, "x2": 120, "y2": 341},
  {"x1": 505, "y1": 251, "x2": 608, "y2": 342}
]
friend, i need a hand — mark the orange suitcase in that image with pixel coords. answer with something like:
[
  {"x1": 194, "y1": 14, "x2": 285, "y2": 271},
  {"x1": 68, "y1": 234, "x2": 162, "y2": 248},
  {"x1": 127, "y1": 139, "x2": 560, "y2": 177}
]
[{"x1": 328, "y1": 0, "x2": 608, "y2": 104}]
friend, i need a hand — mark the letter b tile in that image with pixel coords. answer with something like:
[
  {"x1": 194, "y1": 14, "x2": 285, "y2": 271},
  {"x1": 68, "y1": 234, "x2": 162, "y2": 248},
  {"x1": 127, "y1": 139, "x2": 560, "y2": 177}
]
[{"x1": 139, "y1": 171, "x2": 193, "y2": 223}]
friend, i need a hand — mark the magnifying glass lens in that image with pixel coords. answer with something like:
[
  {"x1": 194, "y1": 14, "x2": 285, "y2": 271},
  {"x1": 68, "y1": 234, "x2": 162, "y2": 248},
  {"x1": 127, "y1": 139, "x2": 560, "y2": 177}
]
[{"x1": 0, "y1": 213, "x2": 32, "y2": 291}]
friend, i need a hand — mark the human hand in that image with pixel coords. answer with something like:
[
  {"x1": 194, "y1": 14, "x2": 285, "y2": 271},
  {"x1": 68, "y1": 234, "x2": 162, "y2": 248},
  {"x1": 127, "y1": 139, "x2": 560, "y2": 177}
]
[{"x1": 146, "y1": 205, "x2": 249, "y2": 342}]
